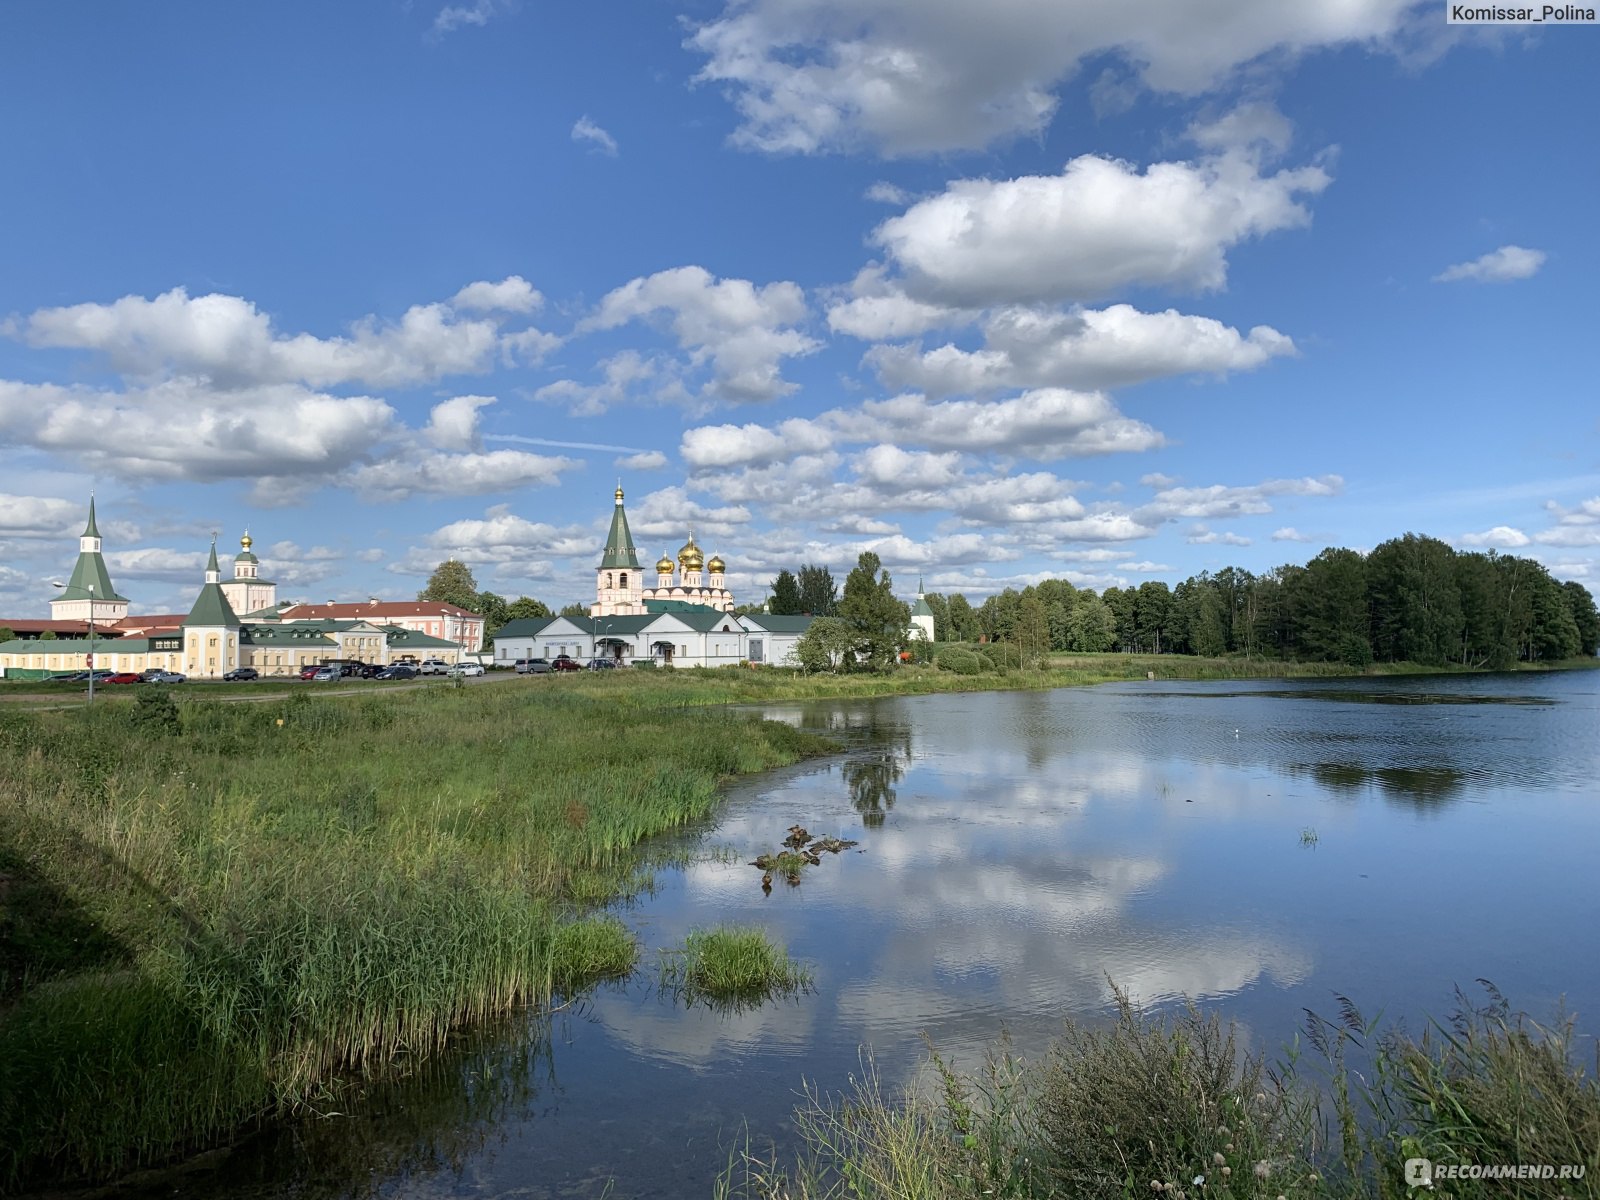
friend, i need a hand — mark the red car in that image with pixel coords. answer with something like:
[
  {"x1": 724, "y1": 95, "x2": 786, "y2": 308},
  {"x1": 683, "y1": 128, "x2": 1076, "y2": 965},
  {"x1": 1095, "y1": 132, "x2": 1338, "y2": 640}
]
[
  {"x1": 299, "y1": 665, "x2": 322, "y2": 680},
  {"x1": 551, "y1": 655, "x2": 582, "y2": 672},
  {"x1": 106, "y1": 672, "x2": 143, "y2": 684}
]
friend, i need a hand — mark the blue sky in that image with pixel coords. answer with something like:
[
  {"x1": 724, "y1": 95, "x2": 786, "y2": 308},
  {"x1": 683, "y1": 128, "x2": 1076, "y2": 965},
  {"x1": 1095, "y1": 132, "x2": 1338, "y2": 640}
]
[{"x1": 1, "y1": 1, "x2": 1595, "y2": 616}]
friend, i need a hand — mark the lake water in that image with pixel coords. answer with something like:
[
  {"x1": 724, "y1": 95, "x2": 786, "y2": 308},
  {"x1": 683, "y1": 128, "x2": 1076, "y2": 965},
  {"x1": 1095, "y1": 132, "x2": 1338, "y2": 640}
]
[{"x1": 122, "y1": 671, "x2": 1600, "y2": 1199}]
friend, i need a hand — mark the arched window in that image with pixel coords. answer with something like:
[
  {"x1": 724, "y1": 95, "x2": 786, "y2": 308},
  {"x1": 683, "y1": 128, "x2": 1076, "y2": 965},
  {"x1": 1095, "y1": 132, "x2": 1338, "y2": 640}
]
[
  {"x1": 619, "y1": 572, "x2": 628, "y2": 589},
  {"x1": 606, "y1": 573, "x2": 613, "y2": 589}
]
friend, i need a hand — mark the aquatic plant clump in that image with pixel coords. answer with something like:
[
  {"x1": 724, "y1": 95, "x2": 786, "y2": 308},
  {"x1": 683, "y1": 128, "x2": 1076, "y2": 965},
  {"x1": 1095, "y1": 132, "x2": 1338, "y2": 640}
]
[{"x1": 659, "y1": 925, "x2": 811, "y2": 1004}]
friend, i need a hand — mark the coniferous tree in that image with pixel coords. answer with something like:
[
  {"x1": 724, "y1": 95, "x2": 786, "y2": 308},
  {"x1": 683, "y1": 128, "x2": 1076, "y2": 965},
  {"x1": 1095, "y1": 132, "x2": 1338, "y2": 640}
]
[
  {"x1": 769, "y1": 569, "x2": 802, "y2": 614},
  {"x1": 796, "y1": 563, "x2": 838, "y2": 616},
  {"x1": 559, "y1": 603, "x2": 588, "y2": 618}
]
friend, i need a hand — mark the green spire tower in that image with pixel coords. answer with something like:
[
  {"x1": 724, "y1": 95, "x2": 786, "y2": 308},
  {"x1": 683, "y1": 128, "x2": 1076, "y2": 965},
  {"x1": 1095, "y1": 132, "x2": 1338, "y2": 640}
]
[
  {"x1": 599, "y1": 484, "x2": 640, "y2": 569},
  {"x1": 51, "y1": 496, "x2": 130, "y2": 621}
]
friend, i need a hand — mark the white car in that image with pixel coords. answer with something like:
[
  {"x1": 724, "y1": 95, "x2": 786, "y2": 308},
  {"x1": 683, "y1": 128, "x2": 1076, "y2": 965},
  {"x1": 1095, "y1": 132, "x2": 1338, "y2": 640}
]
[
  {"x1": 446, "y1": 661, "x2": 485, "y2": 677},
  {"x1": 417, "y1": 659, "x2": 450, "y2": 675}
]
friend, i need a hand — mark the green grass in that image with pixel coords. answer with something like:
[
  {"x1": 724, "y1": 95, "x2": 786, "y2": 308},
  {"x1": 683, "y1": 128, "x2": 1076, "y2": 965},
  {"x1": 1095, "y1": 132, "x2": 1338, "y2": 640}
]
[
  {"x1": 0, "y1": 683, "x2": 828, "y2": 1187},
  {"x1": 719, "y1": 985, "x2": 1600, "y2": 1200},
  {"x1": 658, "y1": 925, "x2": 811, "y2": 1005}
]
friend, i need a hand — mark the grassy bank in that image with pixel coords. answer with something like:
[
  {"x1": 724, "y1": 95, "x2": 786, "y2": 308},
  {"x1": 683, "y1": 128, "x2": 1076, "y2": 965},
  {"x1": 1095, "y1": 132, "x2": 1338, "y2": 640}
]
[
  {"x1": 0, "y1": 682, "x2": 829, "y2": 1188},
  {"x1": 720, "y1": 987, "x2": 1600, "y2": 1200}
]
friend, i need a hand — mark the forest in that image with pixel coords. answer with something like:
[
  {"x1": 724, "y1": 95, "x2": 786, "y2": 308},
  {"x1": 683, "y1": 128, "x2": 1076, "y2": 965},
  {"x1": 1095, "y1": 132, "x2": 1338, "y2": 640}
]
[{"x1": 779, "y1": 534, "x2": 1600, "y2": 669}]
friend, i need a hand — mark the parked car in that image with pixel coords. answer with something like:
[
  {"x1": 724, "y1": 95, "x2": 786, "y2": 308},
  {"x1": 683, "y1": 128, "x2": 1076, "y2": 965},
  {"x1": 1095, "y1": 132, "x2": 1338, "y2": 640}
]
[
  {"x1": 299, "y1": 665, "x2": 323, "y2": 681},
  {"x1": 586, "y1": 657, "x2": 619, "y2": 670},
  {"x1": 223, "y1": 667, "x2": 260, "y2": 681},
  {"x1": 50, "y1": 671, "x2": 87, "y2": 682},
  {"x1": 417, "y1": 659, "x2": 450, "y2": 675},
  {"x1": 374, "y1": 663, "x2": 417, "y2": 680},
  {"x1": 87, "y1": 669, "x2": 117, "y2": 683},
  {"x1": 359, "y1": 663, "x2": 387, "y2": 678},
  {"x1": 106, "y1": 672, "x2": 143, "y2": 685},
  {"x1": 311, "y1": 666, "x2": 341, "y2": 681},
  {"x1": 447, "y1": 662, "x2": 485, "y2": 677},
  {"x1": 514, "y1": 657, "x2": 552, "y2": 674},
  {"x1": 551, "y1": 655, "x2": 582, "y2": 672},
  {"x1": 143, "y1": 670, "x2": 186, "y2": 683}
]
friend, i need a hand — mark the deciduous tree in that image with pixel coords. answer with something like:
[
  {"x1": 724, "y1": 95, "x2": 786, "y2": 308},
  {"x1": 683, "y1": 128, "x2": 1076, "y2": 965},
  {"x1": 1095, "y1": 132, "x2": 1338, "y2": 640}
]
[
  {"x1": 418, "y1": 559, "x2": 480, "y2": 612},
  {"x1": 839, "y1": 552, "x2": 911, "y2": 671}
]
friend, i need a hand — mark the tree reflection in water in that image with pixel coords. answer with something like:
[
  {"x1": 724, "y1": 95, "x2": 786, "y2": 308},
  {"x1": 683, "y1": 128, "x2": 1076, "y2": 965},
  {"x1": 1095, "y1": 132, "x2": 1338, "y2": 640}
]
[{"x1": 845, "y1": 742, "x2": 910, "y2": 827}]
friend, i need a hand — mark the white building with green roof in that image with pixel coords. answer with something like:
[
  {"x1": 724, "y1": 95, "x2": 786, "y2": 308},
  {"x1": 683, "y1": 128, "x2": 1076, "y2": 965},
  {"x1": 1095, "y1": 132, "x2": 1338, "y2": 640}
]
[
  {"x1": 589, "y1": 485, "x2": 736, "y2": 617},
  {"x1": 49, "y1": 497, "x2": 130, "y2": 624},
  {"x1": 910, "y1": 578, "x2": 935, "y2": 642}
]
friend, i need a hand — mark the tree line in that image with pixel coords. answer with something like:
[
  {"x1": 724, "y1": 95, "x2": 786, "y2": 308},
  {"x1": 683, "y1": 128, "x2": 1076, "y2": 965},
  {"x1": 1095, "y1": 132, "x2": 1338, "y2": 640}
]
[{"x1": 769, "y1": 533, "x2": 1599, "y2": 668}]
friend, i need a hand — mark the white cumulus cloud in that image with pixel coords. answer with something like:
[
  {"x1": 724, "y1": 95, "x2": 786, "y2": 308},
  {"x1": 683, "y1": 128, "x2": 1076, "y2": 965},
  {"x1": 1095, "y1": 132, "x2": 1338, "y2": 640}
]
[
  {"x1": 865, "y1": 304, "x2": 1296, "y2": 394},
  {"x1": 872, "y1": 151, "x2": 1330, "y2": 307},
  {"x1": 575, "y1": 266, "x2": 819, "y2": 405},
  {"x1": 1459, "y1": 525, "x2": 1531, "y2": 547},
  {"x1": 687, "y1": 0, "x2": 1424, "y2": 155}
]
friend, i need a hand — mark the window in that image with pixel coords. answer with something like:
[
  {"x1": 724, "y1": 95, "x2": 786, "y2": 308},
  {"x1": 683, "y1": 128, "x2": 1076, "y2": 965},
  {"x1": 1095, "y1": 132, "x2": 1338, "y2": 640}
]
[
  {"x1": 619, "y1": 572, "x2": 628, "y2": 589},
  {"x1": 606, "y1": 573, "x2": 613, "y2": 589}
]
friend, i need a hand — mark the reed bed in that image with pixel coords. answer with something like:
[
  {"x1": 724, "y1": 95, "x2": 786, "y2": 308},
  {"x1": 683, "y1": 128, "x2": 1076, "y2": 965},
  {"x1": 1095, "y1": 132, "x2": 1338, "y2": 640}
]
[
  {"x1": 0, "y1": 684, "x2": 826, "y2": 1187},
  {"x1": 718, "y1": 986, "x2": 1599, "y2": 1200}
]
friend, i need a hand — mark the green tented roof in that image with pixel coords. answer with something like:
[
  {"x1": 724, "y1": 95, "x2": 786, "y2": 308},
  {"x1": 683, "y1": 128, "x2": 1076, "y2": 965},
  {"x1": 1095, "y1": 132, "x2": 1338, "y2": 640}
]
[
  {"x1": 186, "y1": 582, "x2": 240, "y2": 629},
  {"x1": 599, "y1": 498, "x2": 640, "y2": 569},
  {"x1": 62, "y1": 551, "x2": 128, "y2": 605},
  {"x1": 62, "y1": 502, "x2": 127, "y2": 604},
  {"x1": 911, "y1": 597, "x2": 934, "y2": 617}
]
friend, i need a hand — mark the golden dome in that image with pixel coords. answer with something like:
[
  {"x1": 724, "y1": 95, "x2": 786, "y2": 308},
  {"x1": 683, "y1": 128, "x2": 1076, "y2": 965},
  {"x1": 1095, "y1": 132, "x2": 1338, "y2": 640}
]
[
  {"x1": 614, "y1": 484, "x2": 625, "y2": 503},
  {"x1": 707, "y1": 554, "x2": 725, "y2": 573},
  {"x1": 677, "y1": 533, "x2": 704, "y2": 570},
  {"x1": 240, "y1": 531, "x2": 253, "y2": 550},
  {"x1": 655, "y1": 554, "x2": 674, "y2": 573}
]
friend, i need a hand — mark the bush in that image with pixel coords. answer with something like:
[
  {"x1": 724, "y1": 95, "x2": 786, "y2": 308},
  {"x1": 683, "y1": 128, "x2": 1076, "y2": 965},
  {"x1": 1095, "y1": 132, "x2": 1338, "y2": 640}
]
[
  {"x1": 126, "y1": 686, "x2": 180, "y2": 737},
  {"x1": 984, "y1": 642, "x2": 1023, "y2": 669},
  {"x1": 934, "y1": 647, "x2": 983, "y2": 675}
]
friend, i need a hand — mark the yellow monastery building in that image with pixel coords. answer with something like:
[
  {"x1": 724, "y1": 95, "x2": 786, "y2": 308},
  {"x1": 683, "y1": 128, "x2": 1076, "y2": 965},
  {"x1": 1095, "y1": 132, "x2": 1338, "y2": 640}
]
[{"x1": 0, "y1": 503, "x2": 465, "y2": 680}]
